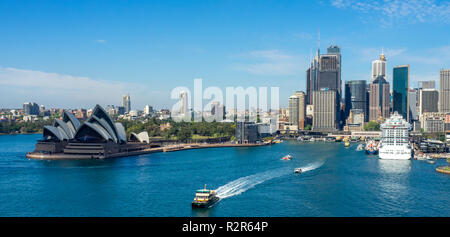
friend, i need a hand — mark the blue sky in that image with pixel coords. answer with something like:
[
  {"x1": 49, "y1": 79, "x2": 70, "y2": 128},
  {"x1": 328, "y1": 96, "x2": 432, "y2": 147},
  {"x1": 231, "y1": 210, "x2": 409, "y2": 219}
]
[{"x1": 0, "y1": 0, "x2": 449, "y2": 110}]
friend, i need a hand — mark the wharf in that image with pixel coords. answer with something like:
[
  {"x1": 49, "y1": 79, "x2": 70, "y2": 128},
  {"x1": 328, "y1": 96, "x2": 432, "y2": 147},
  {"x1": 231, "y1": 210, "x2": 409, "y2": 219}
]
[{"x1": 26, "y1": 142, "x2": 272, "y2": 160}]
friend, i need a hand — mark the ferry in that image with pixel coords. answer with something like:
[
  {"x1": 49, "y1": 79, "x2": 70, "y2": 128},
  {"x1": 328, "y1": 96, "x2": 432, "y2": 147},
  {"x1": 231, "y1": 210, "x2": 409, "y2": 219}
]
[
  {"x1": 281, "y1": 155, "x2": 292, "y2": 160},
  {"x1": 343, "y1": 137, "x2": 350, "y2": 147},
  {"x1": 192, "y1": 185, "x2": 220, "y2": 208},
  {"x1": 378, "y1": 112, "x2": 412, "y2": 160},
  {"x1": 365, "y1": 140, "x2": 379, "y2": 155}
]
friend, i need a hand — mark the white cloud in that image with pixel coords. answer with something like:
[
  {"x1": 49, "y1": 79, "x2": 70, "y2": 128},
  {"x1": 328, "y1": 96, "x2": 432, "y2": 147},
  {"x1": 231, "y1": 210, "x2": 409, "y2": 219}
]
[
  {"x1": 232, "y1": 50, "x2": 307, "y2": 76},
  {"x1": 0, "y1": 67, "x2": 154, "y2": 109},
  {"x1": 95, "y1": 39, "x2": 107, "y2": 43},
  {"x1": 330, "y1": 0, "x2": 450, "y2": 25}
]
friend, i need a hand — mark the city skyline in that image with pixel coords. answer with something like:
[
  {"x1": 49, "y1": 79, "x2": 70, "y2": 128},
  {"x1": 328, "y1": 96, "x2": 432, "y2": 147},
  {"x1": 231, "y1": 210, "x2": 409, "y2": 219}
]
[{"x1": 0, "y1": 0, "x2": 449, "y2": 110}]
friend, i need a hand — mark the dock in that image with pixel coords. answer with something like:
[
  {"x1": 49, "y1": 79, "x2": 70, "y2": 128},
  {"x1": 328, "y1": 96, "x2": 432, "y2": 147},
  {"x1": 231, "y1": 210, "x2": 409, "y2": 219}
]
[{"x1": 26, "y1": 142, "x2": 273, "y2": 160}]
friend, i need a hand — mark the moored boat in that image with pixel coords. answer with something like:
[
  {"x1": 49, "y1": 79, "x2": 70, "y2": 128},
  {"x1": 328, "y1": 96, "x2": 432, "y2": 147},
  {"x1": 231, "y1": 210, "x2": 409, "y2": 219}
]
[
  {"x1": 365, "y1": 140, "x2": 379, "y2": 155},
  {"x1": 378, "y1": 112, "x2": 412, "y2": 160}
]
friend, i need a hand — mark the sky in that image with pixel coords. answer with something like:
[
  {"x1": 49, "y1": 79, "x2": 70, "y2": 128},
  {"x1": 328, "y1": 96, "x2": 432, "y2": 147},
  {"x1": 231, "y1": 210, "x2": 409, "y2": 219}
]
[{"x1": 0, "y1": 0, "x2": 449, "y2": 110}]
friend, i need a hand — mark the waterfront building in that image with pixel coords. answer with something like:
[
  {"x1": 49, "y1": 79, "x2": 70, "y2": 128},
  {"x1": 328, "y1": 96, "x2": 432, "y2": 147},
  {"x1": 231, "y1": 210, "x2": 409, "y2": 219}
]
[
  {"x1": 368, "y1": 76, "x2": 390, "y2": 121},
  {"x1": 344, "y1": 80, "x2": 367, "y2": 121},
  {"x1": 312, "y1": 90, "x2": 338, "y2": 132},
  {"x1": 344, "y1": 109, "x2": 365, "y2": 132},
  {"x1": 235, "y1": 122, "x2": 259, "y2": 144},
  {"x1": 122, "y1": 94, "x2": 131, "y2": 114},
  {"x1": 30, "y1": 104, "x2": 150, "y2": 159},
  {"x1": 393, "y1": 65, "x2": 410, "y2": 122},
  {"x1": 420, "y1": 112, "x2": 446, "y2": 133},
  {"x1": 419, "y1": 89, "x2": 439, "y2": 114},
  {"x1": 371, "y1": 51, "x2": 386, "y2": 82},
  {"x1": 23, "y1": 102, "x2": 39, "y2": 116},
  {"x1": 439, "y1": 69, "x2": 450, "y2": 113},
  {"x1": 379, "y1": 112, "x2": 412, "y2": 160}
]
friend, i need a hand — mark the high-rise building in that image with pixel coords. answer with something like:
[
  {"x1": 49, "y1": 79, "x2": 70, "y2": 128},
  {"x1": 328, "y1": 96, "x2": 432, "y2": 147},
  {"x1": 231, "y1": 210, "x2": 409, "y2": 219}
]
[
  {"x1": 344, "y1": 80, "x2": 367, "y2": 120},
  {"x1": 306, "y1": 45, "x2": 341, "y2": 102},
  {"x1": 312, "y1": 90, "x2": 338, "y2": 132},
  {"x1": 419, "y1": 89, "x2": 439, "y2": 114},
  {"x1": 393, "y1": 65, "x2": 410, "y2": 121},
  {"x1": 368, "y1": 76, "x2": 390, "y2": 121},
  {"x1": 144, "y1": 105, "x2": 153, "y2": 115},
  {"x1": 408, "y1": 89, "x2": 418, "y2": 121},
  {"x1": 295, "y1": 91, "x2": 306, "y2": 130},
  {"x1": 288, "y1": 95, "x2": 299, "y2": 127},
  {"x1": 371, "y1": 51, "x2": 386, "y2": 82},
  {"x1": 211, "y1": 101, "x2": 225, "y2": 121},
  {"x1": 318, "y1": 46, "x2": 341, "y2": 95},
  {"x1": 419, "y1": 80, "x2": 436, "y2": 89},
  {"x1": 439, "y1": 69, "x2": 450, "y2": 113},
  {"x1": 179, "y1": 91, "x2": 189, "y2": 115},
  {"x1": 23, "y1": 102, "x2": 39, "y2": 116},
  {"x1": 122, "y1": 94, "x2": 131, "y2": 113}
]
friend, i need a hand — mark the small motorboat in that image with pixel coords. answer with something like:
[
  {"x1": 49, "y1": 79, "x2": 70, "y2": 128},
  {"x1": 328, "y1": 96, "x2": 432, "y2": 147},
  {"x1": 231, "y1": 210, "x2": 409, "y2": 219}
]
[
  {"x1": 356, "y1": 144, "x2": 364, "y2": 151},
  {"x1": 281, "y1": 155, "x2": 292, "y2": 161},
  {"x1": 427, "y1": 160, "x2": 436, "y2": 164},
  {"x1": 294, "y1": 168, "x2": 302, "y2": 173}
]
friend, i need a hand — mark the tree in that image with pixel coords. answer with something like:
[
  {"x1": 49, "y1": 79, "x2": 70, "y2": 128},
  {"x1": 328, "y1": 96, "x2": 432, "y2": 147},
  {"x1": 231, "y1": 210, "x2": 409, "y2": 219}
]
[
  {"x1": 364, "y1": 121, "x2": 380, "y2": 131},
  {"x1": 178, "y1": 127, "x2": 192, "y2": 142}
]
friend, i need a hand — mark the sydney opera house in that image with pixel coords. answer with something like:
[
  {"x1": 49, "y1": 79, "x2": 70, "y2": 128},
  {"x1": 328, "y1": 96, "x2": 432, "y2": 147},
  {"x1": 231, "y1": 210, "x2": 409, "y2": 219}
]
[{"x1": 26, "y1": 104, "x2": 155, "y2": 159}]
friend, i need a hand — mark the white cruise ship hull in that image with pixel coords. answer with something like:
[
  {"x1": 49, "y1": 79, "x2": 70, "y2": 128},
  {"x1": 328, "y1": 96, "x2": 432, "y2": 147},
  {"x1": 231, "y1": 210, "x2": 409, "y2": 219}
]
[{"x1": 379, "y1": 146, "x2": 411, "y2": 160}]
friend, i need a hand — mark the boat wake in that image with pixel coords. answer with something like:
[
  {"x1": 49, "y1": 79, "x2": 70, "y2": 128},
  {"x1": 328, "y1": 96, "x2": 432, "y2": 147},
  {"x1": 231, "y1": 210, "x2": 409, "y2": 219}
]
[{"x1": 215, "y1": 161, "x2": 325, "y2": 199}]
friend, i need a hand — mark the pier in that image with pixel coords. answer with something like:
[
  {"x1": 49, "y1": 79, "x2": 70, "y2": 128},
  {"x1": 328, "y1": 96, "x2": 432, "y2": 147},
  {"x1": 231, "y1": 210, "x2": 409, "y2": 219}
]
[{"x1": 26, "y1": 141, "x2": 273, "y2": 160}]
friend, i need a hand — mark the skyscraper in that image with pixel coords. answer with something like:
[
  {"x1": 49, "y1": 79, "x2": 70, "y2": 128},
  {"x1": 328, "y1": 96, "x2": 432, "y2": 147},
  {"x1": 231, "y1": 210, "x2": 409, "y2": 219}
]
[
  {"x1": 419, "y1": 80, "x2": 436, "y2": 89},
  {"x1": 312, "y1": 90, "x2": 338, "y2": 132},
  {"x1": 344, "y1": 80, "x2": 367, "y2": 120},
  {"x1": 368, "y1": 76, "x2": 390, "y2": 121},
  {"x1": 393, "y1": 65, "x2": 410, "y2": 121},
  {"x1": 439, "y1": 69, "x2": 450, "y2": 113},
  {"x1": 419, "y1": 89, "x2": 439, "y2": 114},
  {"x1": 371, "y1": 51, "x2": 386, "y2": 82},
  {"x1": 288, "y1": 95, "x2": 299, "y2": 127},
  {"x1": 318, "y1": 46, "x2": 341, "y2": 95},
  {"x1": 295, "y1": 91, "x2": 306, "y2": 130},
  {"x1": 179, "y1": 91, "x2": 189, "y2": 115},
  {"x1": 122, "y1": 94, "x2": 131, "y2": 114}
]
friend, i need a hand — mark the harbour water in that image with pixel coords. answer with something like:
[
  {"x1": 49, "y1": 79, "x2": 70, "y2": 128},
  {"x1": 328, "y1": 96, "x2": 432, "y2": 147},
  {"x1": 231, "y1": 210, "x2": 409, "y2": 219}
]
[{"x1": 0, "y1": 134, "x2": 449, "y2": 217}]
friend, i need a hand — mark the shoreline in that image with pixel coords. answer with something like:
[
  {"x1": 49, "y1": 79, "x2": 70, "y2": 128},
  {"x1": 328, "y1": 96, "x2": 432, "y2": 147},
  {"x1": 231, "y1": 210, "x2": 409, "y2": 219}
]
[{"x1": 26, "y1": 142, "x2": 273, "y2": 160}]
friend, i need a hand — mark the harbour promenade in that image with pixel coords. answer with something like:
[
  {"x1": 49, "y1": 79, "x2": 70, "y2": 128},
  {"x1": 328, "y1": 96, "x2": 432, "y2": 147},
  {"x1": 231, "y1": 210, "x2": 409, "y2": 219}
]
[{"x1": 26, "y1": 141, "x2": 273, "y2": 160}]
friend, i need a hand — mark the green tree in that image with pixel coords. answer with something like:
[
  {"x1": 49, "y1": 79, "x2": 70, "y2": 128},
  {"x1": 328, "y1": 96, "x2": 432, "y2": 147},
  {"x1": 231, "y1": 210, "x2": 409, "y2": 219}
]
[
  {"x1": 364, "y1": 121, "x2": 380, "y2": 131},
  {"x1": 178, "y1": 127, "x2": 192, "y2": 142}
]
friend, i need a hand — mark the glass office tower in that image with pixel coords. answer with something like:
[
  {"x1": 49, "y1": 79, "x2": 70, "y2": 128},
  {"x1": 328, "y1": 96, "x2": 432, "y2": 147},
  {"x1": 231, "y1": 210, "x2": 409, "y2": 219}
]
[{"x1": 393, "y1": 65, "x2": 409, "y2": 121}]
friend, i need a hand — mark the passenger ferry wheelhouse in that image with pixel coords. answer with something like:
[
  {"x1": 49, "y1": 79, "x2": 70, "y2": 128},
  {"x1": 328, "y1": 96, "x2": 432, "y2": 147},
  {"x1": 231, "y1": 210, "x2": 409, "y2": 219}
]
[{"x1": 379, "y1": 112, "x2": 412, "y2": 160}]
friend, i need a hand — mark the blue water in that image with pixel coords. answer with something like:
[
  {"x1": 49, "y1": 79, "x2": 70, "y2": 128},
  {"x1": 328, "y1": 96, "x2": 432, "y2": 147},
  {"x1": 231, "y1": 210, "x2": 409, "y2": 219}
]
[{"x1": 0, "y1": 134, "x2": 449, "y2": 217}]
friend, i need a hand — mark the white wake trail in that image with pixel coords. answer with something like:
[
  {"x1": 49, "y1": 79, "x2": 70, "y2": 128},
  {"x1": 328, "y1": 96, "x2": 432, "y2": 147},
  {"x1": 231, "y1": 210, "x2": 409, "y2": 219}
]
[{"x1": 215, "y1": 161, "x2": 324, "y2": 199}]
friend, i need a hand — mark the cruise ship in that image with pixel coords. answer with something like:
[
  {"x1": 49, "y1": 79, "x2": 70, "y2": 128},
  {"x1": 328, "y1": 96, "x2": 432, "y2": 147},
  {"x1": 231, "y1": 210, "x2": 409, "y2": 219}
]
[{"x1": 378, "y1": 112, "x2": 412, "y2": 160}]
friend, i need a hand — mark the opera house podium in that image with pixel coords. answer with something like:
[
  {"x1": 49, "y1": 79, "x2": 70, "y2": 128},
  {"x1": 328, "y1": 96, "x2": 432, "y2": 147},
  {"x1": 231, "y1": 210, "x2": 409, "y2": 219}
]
[{"x1": 27, "y1": 105, "x2": 154, "y2": 160}]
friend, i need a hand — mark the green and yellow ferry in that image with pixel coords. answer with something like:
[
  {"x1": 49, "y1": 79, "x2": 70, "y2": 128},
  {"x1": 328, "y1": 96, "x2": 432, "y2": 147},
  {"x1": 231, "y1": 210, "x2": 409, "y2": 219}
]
[{"x1": 192, "y1": 185, "x2": 220, "y2": 208}]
